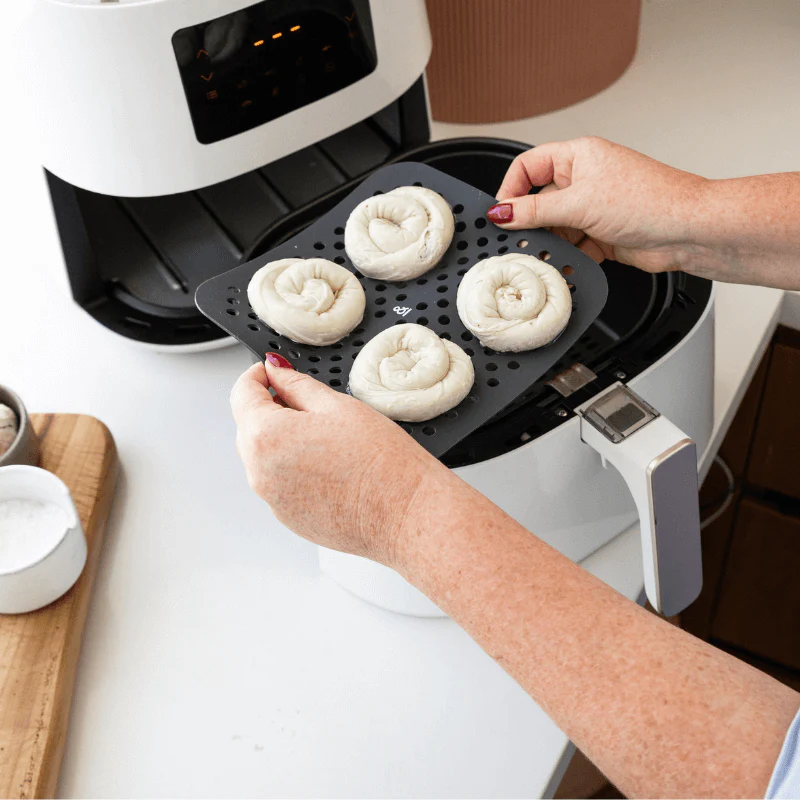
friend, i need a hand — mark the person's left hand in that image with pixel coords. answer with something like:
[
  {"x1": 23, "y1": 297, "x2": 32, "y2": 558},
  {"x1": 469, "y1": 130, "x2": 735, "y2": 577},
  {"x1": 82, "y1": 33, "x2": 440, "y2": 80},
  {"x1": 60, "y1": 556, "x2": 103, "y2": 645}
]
[{"x1": 230, "y1": 353, "x2": 453, "y2": 566}]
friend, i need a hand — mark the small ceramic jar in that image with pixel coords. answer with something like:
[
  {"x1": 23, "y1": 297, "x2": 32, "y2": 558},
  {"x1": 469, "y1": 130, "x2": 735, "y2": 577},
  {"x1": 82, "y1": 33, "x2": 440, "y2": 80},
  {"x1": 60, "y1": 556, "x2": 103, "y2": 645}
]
[{"x1": 0, "y1": 384, "x2": 40, "y2": 468}]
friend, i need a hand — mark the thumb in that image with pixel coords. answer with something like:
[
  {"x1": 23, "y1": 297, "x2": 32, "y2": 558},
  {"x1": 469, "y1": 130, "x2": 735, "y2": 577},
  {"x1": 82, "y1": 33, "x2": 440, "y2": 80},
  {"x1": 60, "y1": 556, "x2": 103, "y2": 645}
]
[
  {"x1": 264, "y1": 352, "x2": 340, "y2": 412},
  {"x1": 487, "y1": 186, "x2": 582, "y2": 230}
]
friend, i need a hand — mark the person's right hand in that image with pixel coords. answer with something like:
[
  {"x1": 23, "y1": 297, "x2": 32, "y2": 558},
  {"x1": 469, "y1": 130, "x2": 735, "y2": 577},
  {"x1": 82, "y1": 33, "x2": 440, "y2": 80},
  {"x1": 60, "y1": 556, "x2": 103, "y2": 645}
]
[
  {"x1": 489, "y1": 137, "x2": 709, "y2": 275},
  {"x1": 229, "y1": 353, "x2": 458, "y2": 568}
]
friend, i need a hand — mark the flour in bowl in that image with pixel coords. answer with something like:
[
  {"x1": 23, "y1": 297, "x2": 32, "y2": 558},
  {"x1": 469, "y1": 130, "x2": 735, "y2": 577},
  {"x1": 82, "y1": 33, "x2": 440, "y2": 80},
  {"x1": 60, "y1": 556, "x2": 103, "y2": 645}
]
[{"x1": 0, "y1": 499, "x2": 70, "y2": 571}]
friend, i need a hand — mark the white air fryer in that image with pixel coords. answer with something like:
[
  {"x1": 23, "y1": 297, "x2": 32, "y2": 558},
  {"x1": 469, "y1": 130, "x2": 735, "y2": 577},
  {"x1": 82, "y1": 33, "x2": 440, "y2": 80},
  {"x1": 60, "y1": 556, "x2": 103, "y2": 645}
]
[{"x1": 26, "y1": 0, "x2": 713, "y2": 617}]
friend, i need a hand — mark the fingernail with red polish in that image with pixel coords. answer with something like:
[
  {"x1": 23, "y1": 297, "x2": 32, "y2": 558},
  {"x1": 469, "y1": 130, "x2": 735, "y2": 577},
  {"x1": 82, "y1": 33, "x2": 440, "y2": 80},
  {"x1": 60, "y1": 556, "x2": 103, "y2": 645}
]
[
  {"x1": 265, "y1": 352, "x2": 294, "y2": 369},
  {"x1": 487, "y1": 203, "x2": 514, "y2": 224}
]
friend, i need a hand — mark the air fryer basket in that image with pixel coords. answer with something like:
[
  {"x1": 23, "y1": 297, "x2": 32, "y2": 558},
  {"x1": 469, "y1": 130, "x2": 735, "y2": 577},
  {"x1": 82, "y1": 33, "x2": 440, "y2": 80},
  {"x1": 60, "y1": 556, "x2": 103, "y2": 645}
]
[{"x1": 244, "y1": 137, "x2": 713, "y2": 467}]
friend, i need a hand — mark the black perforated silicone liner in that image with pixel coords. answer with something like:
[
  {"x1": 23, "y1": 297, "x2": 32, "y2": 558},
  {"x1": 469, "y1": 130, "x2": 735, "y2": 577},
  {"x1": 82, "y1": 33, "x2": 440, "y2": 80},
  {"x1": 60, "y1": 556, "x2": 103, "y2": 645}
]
[{"x1": 195, "y1": 162, "x2": 608, "y2": 458}]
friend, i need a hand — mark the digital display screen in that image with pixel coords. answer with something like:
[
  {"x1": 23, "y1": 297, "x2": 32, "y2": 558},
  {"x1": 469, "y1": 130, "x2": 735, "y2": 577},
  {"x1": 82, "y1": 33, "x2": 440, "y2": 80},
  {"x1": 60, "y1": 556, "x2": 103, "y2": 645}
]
[{"x1": 173, "y1": 0, "x2": 377, "y2": 145}]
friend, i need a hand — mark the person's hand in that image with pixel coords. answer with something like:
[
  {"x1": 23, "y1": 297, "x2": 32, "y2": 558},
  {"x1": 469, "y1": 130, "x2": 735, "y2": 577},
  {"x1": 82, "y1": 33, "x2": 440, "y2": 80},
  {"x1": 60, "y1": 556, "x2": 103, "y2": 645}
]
[
  {"x1": 489, "y1": 137, "x2": 708, "y2": 274},
  {"x1": 230, "y1": 353, "x2": 454, "y2": 566}
]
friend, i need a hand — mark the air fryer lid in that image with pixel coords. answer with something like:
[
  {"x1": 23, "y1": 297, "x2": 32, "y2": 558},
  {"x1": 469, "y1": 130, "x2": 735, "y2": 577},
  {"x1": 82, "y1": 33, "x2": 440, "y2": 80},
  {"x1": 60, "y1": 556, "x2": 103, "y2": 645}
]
[{"x1": 196, "y1": 162, "x2": 609, "y2": 458}]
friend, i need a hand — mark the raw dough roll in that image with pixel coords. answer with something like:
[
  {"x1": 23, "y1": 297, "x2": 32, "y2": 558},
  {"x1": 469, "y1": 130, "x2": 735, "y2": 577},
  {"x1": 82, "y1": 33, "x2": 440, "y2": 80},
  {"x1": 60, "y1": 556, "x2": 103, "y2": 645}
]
[
  {"x1": 344, "y1": 186, "x2": 455, "y2": 281},
  {"x1": 456, "y1": 253, "x2": 572, "y2": 352},
  {"x1": 248, "y1": 258, "x2": 365, "y2": 346},
  {"x1": 349, "y1": 324, "x2": 474, "y2": 422}
]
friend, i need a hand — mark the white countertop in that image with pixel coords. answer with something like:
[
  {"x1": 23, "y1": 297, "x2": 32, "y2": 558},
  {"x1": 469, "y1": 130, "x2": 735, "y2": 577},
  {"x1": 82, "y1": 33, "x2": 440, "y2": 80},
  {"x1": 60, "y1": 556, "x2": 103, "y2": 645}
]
[{"x1": 2, "y1": 0, "x2": 799, "y2": 797}]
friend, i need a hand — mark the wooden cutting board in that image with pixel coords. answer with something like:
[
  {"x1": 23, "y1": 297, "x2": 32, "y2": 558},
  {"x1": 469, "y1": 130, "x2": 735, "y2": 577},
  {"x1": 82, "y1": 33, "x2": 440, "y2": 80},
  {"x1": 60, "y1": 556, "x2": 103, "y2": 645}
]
[{"x1": 0, "y1": 414, "x2": 119, "y2": 799}]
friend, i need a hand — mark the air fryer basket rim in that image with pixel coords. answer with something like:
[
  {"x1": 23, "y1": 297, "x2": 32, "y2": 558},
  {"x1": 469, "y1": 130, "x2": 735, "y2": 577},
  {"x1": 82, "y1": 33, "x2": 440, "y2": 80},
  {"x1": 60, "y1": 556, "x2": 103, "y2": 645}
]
[{"x1": 240, "y1": 136, "x2": 711, "y2": 467}]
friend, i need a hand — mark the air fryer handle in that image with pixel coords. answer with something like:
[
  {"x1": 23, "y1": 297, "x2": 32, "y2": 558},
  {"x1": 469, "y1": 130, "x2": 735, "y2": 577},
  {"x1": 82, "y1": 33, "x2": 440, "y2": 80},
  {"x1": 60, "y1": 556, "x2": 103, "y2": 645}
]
[{"x1": 578, "y1": 383, "x2": 703, "y2": 616}]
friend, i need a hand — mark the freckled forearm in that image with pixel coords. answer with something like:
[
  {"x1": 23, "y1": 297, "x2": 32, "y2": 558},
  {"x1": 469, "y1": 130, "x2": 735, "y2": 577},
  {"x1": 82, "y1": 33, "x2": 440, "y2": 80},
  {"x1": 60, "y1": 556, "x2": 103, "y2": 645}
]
[
  {"x1": 396, "y1": 479, "x2": 800, "y2": 798},
  {"x1": 686, "y1": 173, "x2": 800, "y2": 289}
]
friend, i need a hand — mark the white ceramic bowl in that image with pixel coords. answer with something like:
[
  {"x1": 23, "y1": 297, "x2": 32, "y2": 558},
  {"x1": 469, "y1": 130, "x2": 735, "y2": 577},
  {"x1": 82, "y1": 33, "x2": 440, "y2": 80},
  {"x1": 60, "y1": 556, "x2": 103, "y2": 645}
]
[{"x1": 0, "y1": 465, "x2": 87, "y2": 614}]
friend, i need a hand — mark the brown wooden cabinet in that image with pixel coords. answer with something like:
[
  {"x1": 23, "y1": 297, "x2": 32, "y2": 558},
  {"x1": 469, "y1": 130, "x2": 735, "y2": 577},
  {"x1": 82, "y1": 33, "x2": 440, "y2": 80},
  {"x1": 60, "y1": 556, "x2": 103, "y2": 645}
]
[
  {"x1": 711, "y1": 498, "x2": 800, "y2": 669},
  {"x1": 746, "y1": 329, "x2": 800, "y2": 499},
  {"x1": 680, "y1": 353, "x2": 769, "y2": 639},
  {"x1": 680, "y1": 325, "x2": 800, "y2": 682}
]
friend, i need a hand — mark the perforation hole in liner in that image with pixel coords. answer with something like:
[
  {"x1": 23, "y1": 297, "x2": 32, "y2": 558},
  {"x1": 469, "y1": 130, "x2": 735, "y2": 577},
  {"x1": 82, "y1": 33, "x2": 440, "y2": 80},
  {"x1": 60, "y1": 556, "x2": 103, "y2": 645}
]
[{"x1": 195, "y1": 162, "x2": 607, "y2": 458}]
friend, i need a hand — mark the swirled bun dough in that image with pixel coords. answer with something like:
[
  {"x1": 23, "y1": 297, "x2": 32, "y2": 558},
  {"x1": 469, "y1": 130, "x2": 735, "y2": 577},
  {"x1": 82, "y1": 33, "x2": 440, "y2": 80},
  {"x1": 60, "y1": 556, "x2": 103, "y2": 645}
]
[
  {"x1": 344, "y1": 186, "x2": 455, "y2": 281},
  {"x1": 456, "y1": 253, "x2": 572, "y2": 352},
  {"x1": 349, "y1": 324, "x2": 474, "y2": 422},
  {"x1": 247, "y1": 258, "x2": 365, "y2": 346}
]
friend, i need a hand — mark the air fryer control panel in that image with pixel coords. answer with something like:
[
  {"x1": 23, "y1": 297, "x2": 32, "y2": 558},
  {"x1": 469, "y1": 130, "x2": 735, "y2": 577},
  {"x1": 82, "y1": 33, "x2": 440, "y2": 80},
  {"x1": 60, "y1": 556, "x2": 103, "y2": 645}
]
[{"x1": 173, "y1": 0, "x2": 377, "y2": 144}]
